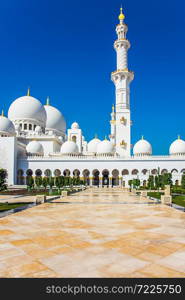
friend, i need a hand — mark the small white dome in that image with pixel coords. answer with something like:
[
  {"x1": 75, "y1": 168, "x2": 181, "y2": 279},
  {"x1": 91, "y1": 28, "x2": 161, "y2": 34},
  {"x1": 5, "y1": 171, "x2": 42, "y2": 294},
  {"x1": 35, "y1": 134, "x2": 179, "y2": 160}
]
[
  {"x1": 88, "y1": 138, "x2": 101, "y2": 153},
  {"x1": 44, "y1": 104, "x2": 66, "y2": 134},
  {"x1": 133, "y1": 138, "x2": 152, "y2": 156},
  {"x1": 97, "y1": 139, "x2": 114, "y2": 154},
  {"x1": 71, "y1": 122, "x2": 79, "y2": 129},
  {"x1": 0, "y1": 115, "x2": 15, "y2": 136},
  {"x1": 26, "y1": 141, "x2": 44, "y2": 155},
  {"x1": 15, "y1": 124, "x2": 20, "y2": 131},
  {"x1": 35, "y1": 125, "x2": 42, "y2": 133},
  {"x1": 8, "y1": 95, "x2": 46, "y2": 126},
  {"x1": 61, "y1": 140, "x2": 79, "y2": 154},
  {"x1": 169, "y1": 138, "x2": 185, "y2": 155}
]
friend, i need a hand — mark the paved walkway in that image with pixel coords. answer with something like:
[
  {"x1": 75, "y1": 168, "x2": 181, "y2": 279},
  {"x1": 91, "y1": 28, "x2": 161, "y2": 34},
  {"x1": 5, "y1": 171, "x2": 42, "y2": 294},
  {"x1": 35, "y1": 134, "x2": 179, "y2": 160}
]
[{"x1": 0, "y1": 188, "x2": 185, "y2": 277}]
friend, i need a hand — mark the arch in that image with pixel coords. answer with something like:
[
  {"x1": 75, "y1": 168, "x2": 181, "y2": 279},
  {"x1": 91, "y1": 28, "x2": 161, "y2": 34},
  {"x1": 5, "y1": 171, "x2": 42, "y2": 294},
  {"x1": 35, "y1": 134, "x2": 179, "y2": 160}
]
[
  {"x1": 17, "y1": 169, "x2": 24, "y2": 176},
  {"x1": 92, "y1": 169, "x2": 100, "y2": 186},
  {"x1": 142, "y1": 169, "x2": 148, "y2": 175},
  {"x1": 171, "y1": 169, "x2": 178, "y2": 174},
  {"x1": 161, "y1": 169, "x2": 168, "y2": 175},
  {"x1": 26, "y1": 169, "x2": 33, "y2": 176},
  {"x1": 29, "y1": 124, "x2": 32, "y2": 130},
  {"x1": 72, "y1": 136, "x2": 77, "y2": 143},
  {"x1": 44, "y1": 169, "x2": 51, "y2": 177},
  {"x1": 35, "y1": 169, "x2": 42, "y2": 176},
  {"x1": 63, "y1": 169, "x2": 70, "y2": 176},
  {"x1": 102, "y1": 169, "x2": 109, "y2": 175},
  {"x1": 122, "y1": 169, "x2": 129, "y2": 175},
  {"x1": 175, "y1": 180, "x2": 179, "y2": 186},
  {"x1": 132, "y1": 169, "x2": 139, "y2": 175},
  {"x1": 180, "y1": 169, "x2": 185, "y2": 174},
  {"x1": 54, "y1": 169, "x2": 61, "y2": 177},
  {"x1": 112, "y1": 169, "x2": 119, "y2": 177},
  {"x1": 82, "y1": 169, "x2": 90, "y2": 185},
  {"x1": 17, "y1": 169, "x2": 24, "y2": 185},
  {"x1": 151, "y1": 169, "x2": 158, "y2": 175},
  {"x1": 73, "y1": 169, "x2": 80, "y2": 177},
  {"x1": 82, "y1": 169, "x2": 90, "y2": 177},
  {"x1": 102, "y1": 169, "x2": 109, "y2": 186},
  {"x1": 143, "y1": 180, "x2": 147, "y2": 187},
  {"x1": 112, "y1": 169, "x2": 119, "y2": 186}
]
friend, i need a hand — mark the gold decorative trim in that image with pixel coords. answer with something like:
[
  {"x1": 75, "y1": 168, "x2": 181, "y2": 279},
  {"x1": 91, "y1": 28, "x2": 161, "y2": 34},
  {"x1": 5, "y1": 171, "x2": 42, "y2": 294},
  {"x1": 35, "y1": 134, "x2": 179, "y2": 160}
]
[{"x1": 120, "y1": 116, "x2": 126, "y2": 124}]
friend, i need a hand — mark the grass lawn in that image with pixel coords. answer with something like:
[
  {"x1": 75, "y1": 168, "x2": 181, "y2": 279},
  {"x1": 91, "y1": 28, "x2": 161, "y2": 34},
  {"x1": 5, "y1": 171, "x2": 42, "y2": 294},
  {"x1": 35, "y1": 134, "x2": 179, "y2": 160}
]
[
  {"x1": 147, "y1": 192, "x2": 164, "y2": 199},
  {"x1": 0, "y1": 203, "x2": 32, "y2": 212},
  {"x1": 147, "y1": 192, "x2": 185, "y2": 208},
  {"x1": 172, "y1": 195, "x2": 185, "y2": 208}
]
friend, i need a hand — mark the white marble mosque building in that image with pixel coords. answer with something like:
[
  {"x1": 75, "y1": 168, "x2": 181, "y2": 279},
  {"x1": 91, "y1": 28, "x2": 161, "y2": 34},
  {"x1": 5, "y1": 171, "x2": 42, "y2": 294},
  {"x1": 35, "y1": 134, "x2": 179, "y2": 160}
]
[{"x1": 0, "y1": 8, "x2": 185, "y2": 187}]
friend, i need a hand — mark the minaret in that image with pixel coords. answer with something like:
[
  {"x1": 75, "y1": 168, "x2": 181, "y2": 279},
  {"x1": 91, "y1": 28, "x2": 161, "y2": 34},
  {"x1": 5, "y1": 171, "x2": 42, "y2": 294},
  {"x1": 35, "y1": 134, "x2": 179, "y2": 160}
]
[{"x1": 111, "y1": 7, "x2": 134, "y2": 157}]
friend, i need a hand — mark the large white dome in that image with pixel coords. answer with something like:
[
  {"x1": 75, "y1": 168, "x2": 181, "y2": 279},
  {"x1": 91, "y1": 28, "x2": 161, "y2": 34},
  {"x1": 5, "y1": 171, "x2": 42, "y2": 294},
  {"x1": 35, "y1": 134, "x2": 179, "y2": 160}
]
[
  {"x1": 61, "y1": 140, "x2": 79, "y2": 154},
  {"x1": 8, "y1": 95, "x2": 46, "y2": 126},
  {"x1": 44, "y1": 104, "x2": 66, "y2": 134},
  {"x1": 0, "y1": 115, "x2": 15, "y2": 136},
  {"x1": 88, "y1": 138, "x2": 101, "y2": 153},
  {"x1": 97, "y1": 139, "x2": 114, "y2": 154},
  {"x1": 133, "y1": 138, "x2": 152, "y2": 156},
  {"x1": 169, "y1": 138, "x2": 185, "y2": 155},
  {"x1": 26, "y1": 141, "x2": 44, "y2": 155}
]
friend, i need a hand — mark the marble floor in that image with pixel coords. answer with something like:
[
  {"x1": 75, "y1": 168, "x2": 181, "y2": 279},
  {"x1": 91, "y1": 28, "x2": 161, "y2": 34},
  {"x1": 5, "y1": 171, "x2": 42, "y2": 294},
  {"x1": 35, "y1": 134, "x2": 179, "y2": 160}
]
[{"x1": 0, "y1": 188, "x2": 185, "y2": 278}]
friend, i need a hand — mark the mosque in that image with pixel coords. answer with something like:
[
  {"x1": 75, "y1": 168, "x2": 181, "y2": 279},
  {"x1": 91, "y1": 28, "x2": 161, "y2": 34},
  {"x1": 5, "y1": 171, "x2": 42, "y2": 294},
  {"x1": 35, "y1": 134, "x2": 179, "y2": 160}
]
[{"x1": 0, "y1": 8, "x2": 185, "y2": 187}]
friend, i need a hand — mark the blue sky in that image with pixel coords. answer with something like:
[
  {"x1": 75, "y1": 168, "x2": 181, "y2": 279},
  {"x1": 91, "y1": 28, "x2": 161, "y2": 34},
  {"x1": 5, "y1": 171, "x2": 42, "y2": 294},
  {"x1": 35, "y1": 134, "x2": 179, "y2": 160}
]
[{"x1": 0, "y1": 0, "x2": 184, "y2": 154}]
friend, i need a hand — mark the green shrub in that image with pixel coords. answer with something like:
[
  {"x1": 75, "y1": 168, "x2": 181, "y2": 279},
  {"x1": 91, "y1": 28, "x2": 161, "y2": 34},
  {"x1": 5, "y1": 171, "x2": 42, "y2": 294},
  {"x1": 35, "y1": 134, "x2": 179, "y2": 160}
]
[{"x1": 0, "y1": 169, "x2": 7, "y2": 191}]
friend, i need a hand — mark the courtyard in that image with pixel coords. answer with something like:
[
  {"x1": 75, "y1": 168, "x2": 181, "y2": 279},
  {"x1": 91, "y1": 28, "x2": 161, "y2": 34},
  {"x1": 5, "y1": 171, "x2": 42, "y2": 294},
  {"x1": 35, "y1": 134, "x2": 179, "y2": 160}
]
[{"x1": 0, "y1": 188, "x2": 185, "y2": 277}]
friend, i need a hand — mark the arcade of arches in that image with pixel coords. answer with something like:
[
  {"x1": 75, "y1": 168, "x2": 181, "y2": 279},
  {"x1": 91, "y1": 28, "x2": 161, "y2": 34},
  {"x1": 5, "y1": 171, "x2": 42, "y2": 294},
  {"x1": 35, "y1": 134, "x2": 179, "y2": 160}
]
[{"x1": 16, "y1": 168, "x2": 183, "y2": 186}]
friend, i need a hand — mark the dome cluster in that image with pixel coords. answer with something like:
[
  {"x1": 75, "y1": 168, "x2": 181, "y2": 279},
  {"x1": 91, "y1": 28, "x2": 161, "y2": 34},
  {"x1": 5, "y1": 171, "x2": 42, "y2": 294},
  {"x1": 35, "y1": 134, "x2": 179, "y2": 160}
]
[
  {"x1": 2, "y1": 90, "x2": 185, "y2": 159},
  {"x1": 87, "y1": 137, "x2": 114, "y2": 155},
  {"x1": 6, "y1": 92, "x2": 66, "y2": 135}
]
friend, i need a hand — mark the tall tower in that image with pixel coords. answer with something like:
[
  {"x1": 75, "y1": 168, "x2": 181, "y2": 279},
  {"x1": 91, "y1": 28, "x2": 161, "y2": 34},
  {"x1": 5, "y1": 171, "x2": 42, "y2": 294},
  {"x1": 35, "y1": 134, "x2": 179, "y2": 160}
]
[{"x1": 111, "y1": 7, "x2": 134, "y2": 157}]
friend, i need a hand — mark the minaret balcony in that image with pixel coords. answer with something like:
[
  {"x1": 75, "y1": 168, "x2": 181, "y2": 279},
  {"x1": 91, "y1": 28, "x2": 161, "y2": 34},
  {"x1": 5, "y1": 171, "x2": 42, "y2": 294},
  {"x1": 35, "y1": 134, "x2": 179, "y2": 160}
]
[
  {"x1": 114, "y1": 39, "x2": 130, "y2": 50},
  {"x1": 111, "y1": 69, "x2": 134, "y2": 83}
]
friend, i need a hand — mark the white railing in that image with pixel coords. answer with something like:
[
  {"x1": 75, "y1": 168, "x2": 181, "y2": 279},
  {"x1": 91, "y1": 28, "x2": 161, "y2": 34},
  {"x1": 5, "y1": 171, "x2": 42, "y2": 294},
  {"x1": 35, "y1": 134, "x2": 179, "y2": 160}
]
[{"x1": 18, "y1": 154, "x2": 185, "y2": 161}]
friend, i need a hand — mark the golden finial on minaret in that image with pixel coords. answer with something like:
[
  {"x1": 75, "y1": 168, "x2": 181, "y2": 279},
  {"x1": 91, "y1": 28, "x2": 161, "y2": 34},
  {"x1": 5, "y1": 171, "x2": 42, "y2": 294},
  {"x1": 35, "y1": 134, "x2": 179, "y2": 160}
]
[
  {"x1": 46, "y1": 96, "x2": 50, "y2": 106},
  {"x1": 112, "y1": 104, "x2": 115, "y2": 112},
  {"x1": 1, "y1": 110, "x2": 4, "y2": 116},
  {"x1": 27, "y1": 87, "x2": 30, "y2": 96},
  {"x1": 119, "y1": 6, "x2": 125, "y2": 22}
]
